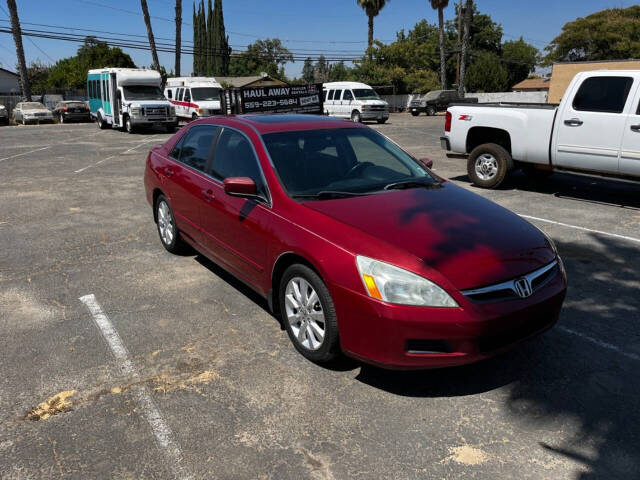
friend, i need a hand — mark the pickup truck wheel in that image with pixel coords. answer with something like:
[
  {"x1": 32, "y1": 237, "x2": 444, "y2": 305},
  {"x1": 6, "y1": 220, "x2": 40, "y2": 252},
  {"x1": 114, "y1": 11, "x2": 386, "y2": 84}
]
[
  {"x1": 411, "y1": 110, "x2": 420, "y2": 117},
  {"x1": 427, "y1": 106, "x2": 436, "y2": 116},
  {"x1": 468, "y1": 143, "x2": 512, "y2": 189}
]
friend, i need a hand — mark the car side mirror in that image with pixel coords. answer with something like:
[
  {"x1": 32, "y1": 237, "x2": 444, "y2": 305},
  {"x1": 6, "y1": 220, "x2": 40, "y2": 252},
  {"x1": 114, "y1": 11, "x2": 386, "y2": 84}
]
[
  {"x1": 418, "y1": 157, "x2": 434, "y2": 169},
  {"x1": 223, "y1": 177, "x2": 257, "y2": 197}
]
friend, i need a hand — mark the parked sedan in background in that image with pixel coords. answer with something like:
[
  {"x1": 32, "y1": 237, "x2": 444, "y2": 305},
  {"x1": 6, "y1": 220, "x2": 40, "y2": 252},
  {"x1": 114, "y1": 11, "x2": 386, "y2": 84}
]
[
  {"x1": 0, "y1": 105, "x2": 8, "y2": 125},
  {"x1": 12, "y1": 102, "x2": 54, "y2": 125},
  {"x1": 53, "y1": 100, "x2": 91, "y2": 123},
  {"x1": 144, "y1": 114, "x2": 567, "y2": 369}
]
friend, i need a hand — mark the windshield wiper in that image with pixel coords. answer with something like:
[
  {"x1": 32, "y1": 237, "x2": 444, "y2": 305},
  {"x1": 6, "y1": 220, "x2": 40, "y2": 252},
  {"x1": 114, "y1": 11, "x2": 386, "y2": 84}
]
[
  {"x1": 384, "y1": 179, "x2": 441, "y2": 191},
  {"x1": 292, "y1": 190, "x2": 370, "y2": 200}
]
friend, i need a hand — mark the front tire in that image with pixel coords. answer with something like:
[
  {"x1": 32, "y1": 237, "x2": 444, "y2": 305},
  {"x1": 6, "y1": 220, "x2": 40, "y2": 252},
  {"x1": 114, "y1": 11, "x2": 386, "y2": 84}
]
[
  {"x1": 125, "y1": 115, "x2": 134, "y2": 134},
  {"x1": 97, "y1": 113, "x2": 109, "y2": 130},
  {"x1": 279, "y1": 264, "x2": 340, "y2": 364},
  {"x1": 411, "y1": 110, "x2": 420, "y2": 117},
  {"x1": 155, "y1": 195, "x2": 187, "y2": 254},
  {"x1": 377, "y1": 118, "x2": 387, "y2": 124},
  {"x1": 351, "y1": 110, "x2": 362, "y2": 123},
  {"x1": 426, "y1": 105, "x2": 436, "y2": 116},
  {"x1": 467, "y1": 143, "x2": 513, "y2": 189}
]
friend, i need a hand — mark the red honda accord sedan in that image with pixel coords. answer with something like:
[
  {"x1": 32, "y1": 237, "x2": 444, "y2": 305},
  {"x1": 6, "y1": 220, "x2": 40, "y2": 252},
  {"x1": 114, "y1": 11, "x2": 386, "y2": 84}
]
[{"x1": 144, "y1": 114, "x2": 567, "y2": 369}]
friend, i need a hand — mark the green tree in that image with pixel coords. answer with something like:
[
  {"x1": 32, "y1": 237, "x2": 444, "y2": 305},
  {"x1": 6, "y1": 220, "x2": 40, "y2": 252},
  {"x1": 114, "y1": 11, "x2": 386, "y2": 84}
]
[
  {"x1": 26, "y1": 60, "x2": 51, "y2": 94},
  {"x1": 212, "y1": 0, "x2": 230, "y2": 75},
  {"x1": 502, "y1": 37, "x2": 538, "y2": 87},
  {"x1": 357, "y1": 0, "x2": 390, "y2": 55},
  {"x1": 544, "y1": 6, "x2": 640, "y2": 64},
  {"x1": 328, "y1": 61, "x2": 353, "y2": 82},
  {"x1": 314, "y1": 55, "x2": 330, "y2": 83},
  {"x1": 465, "y1": 50, "x2": 508, "y2": 92},
  {"x1": 206, "y1": 0, "x2": 214, "y2": 74},
  {"x1": 301, "y1": 57, "x2": 315, "y2": 83},
  {"x1": 229, "y1": 38, "x2": 293, "y2": 79},
  {"x1": 429, "y1": 0, "x2": 449, "y2": 89}
]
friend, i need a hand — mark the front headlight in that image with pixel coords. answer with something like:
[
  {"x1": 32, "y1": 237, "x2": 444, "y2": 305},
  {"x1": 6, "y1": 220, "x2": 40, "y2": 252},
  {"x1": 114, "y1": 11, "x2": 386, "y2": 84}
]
[{"x1": 355, "y1": 256, "x2": 458, "y2": 307}]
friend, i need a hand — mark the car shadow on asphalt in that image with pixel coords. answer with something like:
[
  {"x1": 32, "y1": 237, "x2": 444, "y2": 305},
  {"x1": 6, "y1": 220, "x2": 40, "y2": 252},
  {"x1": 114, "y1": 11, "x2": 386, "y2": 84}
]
[
  {"x1": 357, "y1": 234, "x2": 640, "y2": 479},
  {"x1": 449, "y1": 170, "x2": 640, "y2": 209}
]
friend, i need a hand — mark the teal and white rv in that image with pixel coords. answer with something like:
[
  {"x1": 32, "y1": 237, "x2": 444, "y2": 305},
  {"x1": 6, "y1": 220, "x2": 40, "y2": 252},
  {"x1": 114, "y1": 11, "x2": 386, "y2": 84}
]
[{"x1": 87, "y1": 68, "x2": 177, "y2": 133}]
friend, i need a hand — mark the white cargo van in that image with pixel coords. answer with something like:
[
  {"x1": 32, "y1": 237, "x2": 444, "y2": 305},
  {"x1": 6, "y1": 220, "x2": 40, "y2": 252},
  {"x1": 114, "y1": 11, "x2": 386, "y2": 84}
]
[
  {"x1": 165, "y1": 77, "x2": 222, "y2": 121},
  {"x1": 87, "y1": 68, "x2": 176, "y2": 133},
  {"x1": 322, "y1": 81, "x2": 389, "y2": 124}
]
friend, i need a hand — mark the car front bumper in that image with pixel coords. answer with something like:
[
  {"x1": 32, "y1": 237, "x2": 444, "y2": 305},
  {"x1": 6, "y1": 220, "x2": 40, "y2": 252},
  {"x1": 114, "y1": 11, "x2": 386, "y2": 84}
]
[
  {"x1": 332, "y1": 264, "x2": 567, "y2": 369},
  {"x1": 131, "y1": 116, "x2": 177, "y2": 125},
  {"x1": 440, "y1": 136, "x2": 450, "y2": 151},
  {"x1": 361, "y1": 110, "x2": 389, "y2": 121}
]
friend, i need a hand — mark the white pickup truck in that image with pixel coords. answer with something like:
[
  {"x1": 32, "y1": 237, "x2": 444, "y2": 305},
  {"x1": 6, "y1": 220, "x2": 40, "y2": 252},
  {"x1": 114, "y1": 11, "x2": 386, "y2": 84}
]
[{"x1": 441, "y1": 70, "x2": 640, "y2": 188}]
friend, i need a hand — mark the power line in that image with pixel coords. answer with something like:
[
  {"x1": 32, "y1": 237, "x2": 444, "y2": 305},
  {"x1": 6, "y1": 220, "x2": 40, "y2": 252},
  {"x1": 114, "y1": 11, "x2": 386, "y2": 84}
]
[{"x1": 0, "y1": 4, "x2": 55, "y2": 63}]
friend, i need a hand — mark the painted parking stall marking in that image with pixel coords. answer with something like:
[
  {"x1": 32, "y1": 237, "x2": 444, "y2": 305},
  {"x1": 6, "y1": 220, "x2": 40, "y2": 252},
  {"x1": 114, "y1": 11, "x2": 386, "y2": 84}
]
[
  {"x1": 519, "y1": 214, "x2": 640, "y2": 245},
  {"x1": 79, "y1": 294, "x2": 195, "y2": 480},
  {"x1": 74, "y1": 135, "x2": 161, "y2": 173},
  {"x1": 0, "y1": 146, "x2": 50, "y2": 163}
]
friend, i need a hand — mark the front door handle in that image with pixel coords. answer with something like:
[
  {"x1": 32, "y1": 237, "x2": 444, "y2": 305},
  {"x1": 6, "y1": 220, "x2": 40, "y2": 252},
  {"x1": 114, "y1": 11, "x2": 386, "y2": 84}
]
[
  {"x1": 201, "y1": 189, "x2": 214, "y2": 201},
  {"x1": 164, "y1": 167, "x2": 174, "y2": 177},
  {"x1": 631, "y1": 124, "x2": 640, "y2": 132},
  {"x1": 564, "y1": 118, "x2": 583, "y2": 127}
]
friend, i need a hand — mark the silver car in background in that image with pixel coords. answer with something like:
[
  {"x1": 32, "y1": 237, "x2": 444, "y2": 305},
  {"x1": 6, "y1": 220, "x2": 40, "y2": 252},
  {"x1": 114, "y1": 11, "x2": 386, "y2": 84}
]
[
  {"x1": 12, "y1": 102, "x2": 54, "y2": 125},
  {"x1": 0, "y1": 104, "x2": 8, "y2": 125}
]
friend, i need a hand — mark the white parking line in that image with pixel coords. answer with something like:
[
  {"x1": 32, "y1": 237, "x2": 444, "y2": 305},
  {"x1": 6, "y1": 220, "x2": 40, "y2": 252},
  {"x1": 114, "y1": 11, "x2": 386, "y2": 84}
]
[
  {"x1": 74, "y1": 136, "x2": 160, "y2": 173},
  {"x1": 558, "y1": 326, "x2": 640, "y2": 362},
  {"x1": 79, "y1": 294, "x2": 195, "y2": 480},
  {"x1": 519, "y1": 214, "x2": 640, "y2": 245},
  {"x1": 0, "y1": 146, "x2": 50, "y2": 163}
]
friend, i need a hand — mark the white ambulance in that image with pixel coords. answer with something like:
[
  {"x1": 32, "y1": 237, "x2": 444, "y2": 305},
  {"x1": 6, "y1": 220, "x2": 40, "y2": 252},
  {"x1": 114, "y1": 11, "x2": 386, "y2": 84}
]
[{"x1": 165, "y1": 77, "x2": 223, "y2": 121}]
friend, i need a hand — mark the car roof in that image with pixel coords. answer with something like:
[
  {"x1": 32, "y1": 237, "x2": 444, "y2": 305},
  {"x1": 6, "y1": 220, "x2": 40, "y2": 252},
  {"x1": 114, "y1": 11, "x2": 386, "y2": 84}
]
[{"x1": 196, "y1": 114, "x2": 366, "y2": 134}]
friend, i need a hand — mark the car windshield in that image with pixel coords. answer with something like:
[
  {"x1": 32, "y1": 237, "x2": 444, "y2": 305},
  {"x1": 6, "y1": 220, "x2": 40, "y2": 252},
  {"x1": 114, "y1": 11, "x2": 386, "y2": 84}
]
[
  {"x1": 22, "y1": 102, "x2": 45, "y2": 110},
  {"x1": 352, "y1": 89, "x2": 380, "y2": 100},
  {"x1": 424, "y1": 90, "x2": 443, "y2": 101},
  {"x1": 262, "y1": 128, "x2": 437, "y2": 199},
  {"x1": 191, "y1": 87, "x2": 221, "y2": 101},
  {"x1": 122, "y1": 86, "x2": 165, "y2": 100}
]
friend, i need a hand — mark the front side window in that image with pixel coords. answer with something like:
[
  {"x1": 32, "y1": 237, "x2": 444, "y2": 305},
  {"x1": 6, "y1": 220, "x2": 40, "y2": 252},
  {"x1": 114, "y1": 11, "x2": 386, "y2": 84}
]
[
  {"x1": 262, "y1": 128, "x2": 434, "y2": 197},
  {"x1": 122, "y1": 86, "x2": 165, "y2": 101},
  {"x1": 184, "y1": 89, "x2": 191, "y2": 103},
  {"x1": 572, "y1": 76, "x2": 633, "y2": 114},
  {"x1": 211, "y1": 129, "x2": 264, "y2": 193},
  {"x1": 191, "y1": 87, "x2": 221, "y2": 101},
  {"x1": 353, "y1": 89, "x2": 380, "y2": 100},
  {"x1": 174, "y1": 126, "x2": 219, "y2": 171},
  {"x1": 343, "y1": 90, "x2": 354, "y2": 101}
]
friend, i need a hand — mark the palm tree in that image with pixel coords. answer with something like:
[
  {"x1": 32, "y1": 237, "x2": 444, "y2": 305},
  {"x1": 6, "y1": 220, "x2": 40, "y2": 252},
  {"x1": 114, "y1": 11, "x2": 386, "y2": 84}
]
[
  {"x1": 458, "y1": 0, "x2": 472, "y2": 96},
  {"x1": 140, "y1": 0, "x2": 160, "y2": 71},
  {"x1": 357, "y1": 0, "x2": 389, "y2": 55},
  {"x1": 6, "y1": 0, "x2": 31, "y2": 100},
  {"x1": 429, "y1": 0, "x2": 449, "y2": 90},
  {"x1": 174, "y1": 0, "x2": 182, "y2": 76}
]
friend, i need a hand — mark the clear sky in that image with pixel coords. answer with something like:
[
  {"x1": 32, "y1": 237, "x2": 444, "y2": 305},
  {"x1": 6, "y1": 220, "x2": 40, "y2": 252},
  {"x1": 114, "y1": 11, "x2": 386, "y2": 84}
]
[{"x1": 0, "y1": 0, "x2": 637, "y2": 79}]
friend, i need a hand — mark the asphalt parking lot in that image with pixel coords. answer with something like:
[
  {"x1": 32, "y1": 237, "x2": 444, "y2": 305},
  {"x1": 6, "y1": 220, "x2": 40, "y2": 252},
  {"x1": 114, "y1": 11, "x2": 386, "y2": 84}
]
[{"x1": 1, "y1": 114, "x2": 639, "y2": 479}]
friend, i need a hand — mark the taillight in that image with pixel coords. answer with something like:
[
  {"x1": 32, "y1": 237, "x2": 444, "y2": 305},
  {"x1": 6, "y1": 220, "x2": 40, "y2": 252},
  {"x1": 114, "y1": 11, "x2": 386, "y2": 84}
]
[{"x1": 444, "y1": 111, "x2": 452, "y2": 132}]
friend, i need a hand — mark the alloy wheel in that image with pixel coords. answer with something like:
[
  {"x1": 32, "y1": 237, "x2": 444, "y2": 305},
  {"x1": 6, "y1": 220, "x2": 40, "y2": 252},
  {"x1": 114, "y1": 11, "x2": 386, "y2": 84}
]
[
  {"x1": 284, "y1": 276, "x2": 325, "y2": 351},
  {"x1": 157, "y1": 200, "x2": 175, "y2": 246},
  {"x1": 475, "y1": 153, "x2": 498, "y2": 180}
]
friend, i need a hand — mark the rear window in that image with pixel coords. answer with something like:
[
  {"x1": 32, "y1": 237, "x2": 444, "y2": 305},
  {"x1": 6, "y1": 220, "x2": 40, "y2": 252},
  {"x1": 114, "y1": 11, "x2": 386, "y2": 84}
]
[{"x1": 572, "y1": 76, "x2": 633, "y2": 114}]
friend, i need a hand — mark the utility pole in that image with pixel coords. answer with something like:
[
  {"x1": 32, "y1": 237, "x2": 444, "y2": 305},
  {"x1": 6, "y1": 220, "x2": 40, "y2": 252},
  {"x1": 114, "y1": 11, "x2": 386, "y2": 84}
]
[
  {"x1": 175, "y1": 0, "x2": 182, "y2": 76},
  {"x1": 6, "y1": 0, "x2": 31, "y2": 101},
  {"x1": 456, "y1": 0, "x2": 462, "y2": 86},
  {"x1": 140, "y1": 0, "x2": 160, "y2": 72}
]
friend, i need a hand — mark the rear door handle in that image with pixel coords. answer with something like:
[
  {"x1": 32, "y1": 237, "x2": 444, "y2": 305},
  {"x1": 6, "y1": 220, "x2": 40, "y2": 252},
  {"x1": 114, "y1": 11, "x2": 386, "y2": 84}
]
[
  {"x1": 201, "y1": 189, "x2": 214, "y2": 201},
  {"x1": 564, "y1": 118, "x2": 583, "y2": 126},
  {"x1": 631, "y1": 124, "x2": 640, "y2": 132},
  {"x1": 164, "y1": 167, "x2": 174, "y2": 177}
]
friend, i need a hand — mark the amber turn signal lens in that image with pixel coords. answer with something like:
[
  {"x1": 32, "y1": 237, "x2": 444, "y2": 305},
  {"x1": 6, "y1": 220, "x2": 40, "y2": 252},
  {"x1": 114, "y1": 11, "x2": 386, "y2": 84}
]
[{"x1": 363, "y1": 274, "x2": 382, "y2": 300}]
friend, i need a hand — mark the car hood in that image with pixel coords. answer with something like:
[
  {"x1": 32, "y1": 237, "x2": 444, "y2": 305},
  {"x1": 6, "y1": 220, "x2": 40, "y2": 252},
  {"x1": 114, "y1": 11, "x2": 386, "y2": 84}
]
[
  {"x1": 358, "y1": 99, "x2": 388, "y2": 106},
  {"x1": 24, "y1": 109, "x2": 51, "y2": 114},
  {"x1": 302, "y1": 182, "x2": 555, "y2": 290}
]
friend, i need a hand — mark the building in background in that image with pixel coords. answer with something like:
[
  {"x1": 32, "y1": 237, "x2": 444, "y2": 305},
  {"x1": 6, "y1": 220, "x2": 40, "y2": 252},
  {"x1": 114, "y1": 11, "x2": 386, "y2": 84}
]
[
  {"x1": 512, "y1": 77, "x2": 550, "y2": 93},
  {"x1": 549, "y1": 59, "x2": 640, "y2": 103},
  {"x1": 0, "y1": 67, "x2": 20, "y2": 94}
]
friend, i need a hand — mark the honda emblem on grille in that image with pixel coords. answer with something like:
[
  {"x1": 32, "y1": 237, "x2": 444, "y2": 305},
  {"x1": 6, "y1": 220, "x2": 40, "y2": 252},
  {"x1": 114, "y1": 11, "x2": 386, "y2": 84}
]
[{"x1": 514, "y1": 277, "x2": 533, "y2": 298}]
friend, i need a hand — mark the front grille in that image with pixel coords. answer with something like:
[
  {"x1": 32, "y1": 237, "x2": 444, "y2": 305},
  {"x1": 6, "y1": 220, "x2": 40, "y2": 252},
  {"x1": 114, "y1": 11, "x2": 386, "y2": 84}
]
[
  {"x1": 462, "y1": 260, "x2": 558, "y2": 304},
  {"x1": 406, "y1": 339, "x2": 452, "y2": 354},
  {"x1": 34, "y1": 112, "x2": 48, "y2": 117},
  {"x1": 367, "y1": 106, "x2": 387, "y2": 112},
  {"x1": 142, "y1": 106, "x2": 168, "y2": 117}
]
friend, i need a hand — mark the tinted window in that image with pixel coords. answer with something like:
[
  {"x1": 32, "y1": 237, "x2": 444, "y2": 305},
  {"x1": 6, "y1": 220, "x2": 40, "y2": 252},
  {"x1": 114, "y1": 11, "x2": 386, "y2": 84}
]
[
  {"x1": 327, "y1": 90, "x2": 334, "y2": 101},
  {"x1": 167, "y1": 89, "x2": 172, "y2": 99},
  {"x1": 353, "y1": 89, "x2": 379, "y2": 100},
  {"x1": 191, "y1": 87, "x2": 220, "y2": 101},
  {"x1": 211, "y1": 129, "x2": 264, "y2": 191},
  {"x1": 184, "y1": 89, "x2": 191, "y2": 102},
  {"x1": 343, "y1": 90, "x2": 354, "y2": 101},
  {"x1": 322, "y1": 90, "x2": 327, "y2": 102},
  {"x1": 334, "y1": 90, "x2": 343, "y2": 100},
  {"x1": 572, "y1": 76, "x2": 633, "y2": 114},
  {"x1": 262, "y1": 128, "x2": 434, "y2": 196},
  {"x1": 175, "y1": 126, "x2": 219, "y2": 171}
]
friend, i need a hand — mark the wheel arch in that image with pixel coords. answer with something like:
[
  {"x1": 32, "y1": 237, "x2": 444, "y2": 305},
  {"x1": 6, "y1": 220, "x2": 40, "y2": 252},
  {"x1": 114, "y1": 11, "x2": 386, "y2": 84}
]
[
  {"x1": 152, "y1": 188, "x2": 165, "y2": 223},
  {"x1": 269, "y1": 252, "x2": 324, "y2": 317},
  {"x1": 466, "y1": 127, "x2": 512, "y2": 155}
]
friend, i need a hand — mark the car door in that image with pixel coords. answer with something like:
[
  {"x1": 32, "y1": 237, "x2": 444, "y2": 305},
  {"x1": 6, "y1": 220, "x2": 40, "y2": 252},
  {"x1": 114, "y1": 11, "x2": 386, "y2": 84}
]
[
  {"x1": 199, "y1": 127, "x2": 271, "y2": 285},
  {"x1": 333, "y1": 90, "x2": 344, "y2": 117},
  {"x1": 620, "y1": 79, "x2": 640, "y2": 177},
  {"x1": 553, "y1": 75, "x2": 634, "y2": 174},
  {"x1": 160, "y1": 125, "x2": 220, "y2": 245}
]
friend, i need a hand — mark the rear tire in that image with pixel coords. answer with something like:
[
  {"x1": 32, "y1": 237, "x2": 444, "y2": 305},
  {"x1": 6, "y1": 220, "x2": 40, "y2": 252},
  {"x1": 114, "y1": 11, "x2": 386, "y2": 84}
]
[
  {"x1": 351, "y1": 110, "x2": 362, "y2": 123},
  {"x1": 155, "y1": 195, "x2": 188, "y2": 254},
  {"x1": 467, "y1": 143, "x2": 513, "y2": 189},
  {"x1": 279, "y1": 264, "x2": 340, "y2": 364}
]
